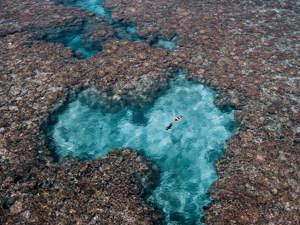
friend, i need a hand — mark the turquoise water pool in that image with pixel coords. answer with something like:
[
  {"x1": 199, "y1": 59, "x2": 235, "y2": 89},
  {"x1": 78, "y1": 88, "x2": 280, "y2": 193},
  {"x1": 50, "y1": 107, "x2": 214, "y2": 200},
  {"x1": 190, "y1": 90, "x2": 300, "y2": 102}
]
[
  {"x1": 49, "y1": 73, "x2": 234, "y2": 224},
  {"x1": 49, "y1": 0, "x2": 177, "y2": 57}
]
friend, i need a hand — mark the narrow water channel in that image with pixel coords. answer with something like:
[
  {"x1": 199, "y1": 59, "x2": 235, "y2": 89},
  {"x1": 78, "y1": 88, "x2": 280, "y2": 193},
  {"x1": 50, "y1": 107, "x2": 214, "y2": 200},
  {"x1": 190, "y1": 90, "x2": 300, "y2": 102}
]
[{"x1": 47, "y1": 0, "x2": 177, "y2": 58}]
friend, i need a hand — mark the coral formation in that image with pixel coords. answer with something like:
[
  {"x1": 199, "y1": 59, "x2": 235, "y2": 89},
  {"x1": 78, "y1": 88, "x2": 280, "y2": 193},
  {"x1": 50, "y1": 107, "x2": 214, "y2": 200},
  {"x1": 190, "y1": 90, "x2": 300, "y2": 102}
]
[{"x1": 0, "y1": 0, "x2": 299, "y2": 224}]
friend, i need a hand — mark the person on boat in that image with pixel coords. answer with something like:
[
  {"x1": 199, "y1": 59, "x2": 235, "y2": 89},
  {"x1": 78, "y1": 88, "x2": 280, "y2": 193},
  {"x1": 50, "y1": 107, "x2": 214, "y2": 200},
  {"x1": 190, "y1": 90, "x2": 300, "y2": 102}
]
[{"x1": 166, "y1": 115, "x2": 183, "y2": 130}]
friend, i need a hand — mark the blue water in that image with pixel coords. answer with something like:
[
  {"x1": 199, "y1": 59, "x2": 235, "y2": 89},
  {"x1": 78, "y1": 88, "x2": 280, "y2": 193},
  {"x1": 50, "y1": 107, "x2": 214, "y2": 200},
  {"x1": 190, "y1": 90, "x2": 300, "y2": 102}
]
[
  {"x1": 49, "y1": 73, "x2": 234, "y2": 224},
  {"x1": 52, "y1": 0, "x2": 177, "y2": 56},
  {"x1": 46, "y1": 32, "x2": 100, "y2": 58},
  {"x1": 157, "y1": 39, "x2": 177, "y2": 50},
  {"x1": 67, "y1": 35, "x2": 99, "y2": 58},
  {"x1": 58, "y1": 0, "x2": 112, "y2": 21}
]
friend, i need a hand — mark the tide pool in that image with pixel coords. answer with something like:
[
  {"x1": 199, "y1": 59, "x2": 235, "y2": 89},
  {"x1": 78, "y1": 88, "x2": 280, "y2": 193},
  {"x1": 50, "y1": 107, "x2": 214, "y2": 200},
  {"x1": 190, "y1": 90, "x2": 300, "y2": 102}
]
[
  {"x1": 49, "y1": 73, "x2": 234, "y2": 224},
  {"x1": 52, "y1": 0, "x2": 177, "y2": 57}
]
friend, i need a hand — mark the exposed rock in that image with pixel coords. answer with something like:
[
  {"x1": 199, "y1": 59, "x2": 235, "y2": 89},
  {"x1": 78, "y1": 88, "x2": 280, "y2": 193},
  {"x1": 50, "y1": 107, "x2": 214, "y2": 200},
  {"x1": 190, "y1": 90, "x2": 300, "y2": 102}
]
[
  {"x1": 0, "y1": 26, "x2": 171, "y2": 225},
  {"x1": 103, "y1": 1, "x2": 300, "y2": 223},
  {"x1": 0, "y1": 0, "x2": 299, "y2": 224}
]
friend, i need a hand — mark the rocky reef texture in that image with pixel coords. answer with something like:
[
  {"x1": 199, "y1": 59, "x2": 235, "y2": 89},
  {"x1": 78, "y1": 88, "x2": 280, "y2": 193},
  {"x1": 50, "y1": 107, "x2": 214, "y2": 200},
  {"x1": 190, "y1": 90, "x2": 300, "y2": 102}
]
[
  {"x1": 105, "y1": 0, "x2": 300, "y2": 224},
  {"x1": 2, "y1": 148, "x2": 161, "y2": 225},
  {"x1": 0, "y1": 0, "x2": 299, "y2": 224},
  {"x1": 0, "y1": 0, "x2": 107, "y2": 39},
  {"x1": 0, "y1": 29, "x2": 174, "y2": 223},
  {"x1": 0, "y1": 0, "x2": 116, "y2": 58}
]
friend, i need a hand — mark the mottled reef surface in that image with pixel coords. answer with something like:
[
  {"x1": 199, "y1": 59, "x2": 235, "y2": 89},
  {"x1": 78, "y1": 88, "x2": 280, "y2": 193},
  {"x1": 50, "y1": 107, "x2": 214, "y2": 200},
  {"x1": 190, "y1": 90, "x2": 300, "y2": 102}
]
[{"x1": 0, "y1": 0, "x2": 299, "y2": 224}]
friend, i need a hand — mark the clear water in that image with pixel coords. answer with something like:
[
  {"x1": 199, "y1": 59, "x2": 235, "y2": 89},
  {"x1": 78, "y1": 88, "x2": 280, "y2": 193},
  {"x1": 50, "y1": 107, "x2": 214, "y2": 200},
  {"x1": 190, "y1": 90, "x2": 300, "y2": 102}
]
[
  {"x1": 60, "y1": 0, "x2": 112, "y2": 21},
  {"x1": 41, "y1": 24, "x2": 102, "y2": 58},
  {"x1": 53, "y1": 0, "x2": 177, "y2": 56},
  {"x1": 49, "y1": 73, "x2": 235, "y2": 224},
  {"x1": 67, "y1": 35, "x2": 97, "y2": 58},
  {"x1": 157, "y1": 39, "x2": 177, "y2": 50},
  {"x1": 57, "y1": 34, "x2": 100, "y2": 58}
]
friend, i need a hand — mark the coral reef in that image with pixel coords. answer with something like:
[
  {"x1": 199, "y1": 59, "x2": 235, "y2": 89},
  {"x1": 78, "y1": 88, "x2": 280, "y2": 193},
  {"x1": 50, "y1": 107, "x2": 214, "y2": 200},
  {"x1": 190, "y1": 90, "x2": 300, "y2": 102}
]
[
  {"x1": 104, "y1": 0, "x2": 300, "y2": 223},
  {"x1": 0, "y1": 0, "x2": 299, "y2": 224},
  {"x1": 0, "y1": 32, "x2": 173, "y2": 225}
]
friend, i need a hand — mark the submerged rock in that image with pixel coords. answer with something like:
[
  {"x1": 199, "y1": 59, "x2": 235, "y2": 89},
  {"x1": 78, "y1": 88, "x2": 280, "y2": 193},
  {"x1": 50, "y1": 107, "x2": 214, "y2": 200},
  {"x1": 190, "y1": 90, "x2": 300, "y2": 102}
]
[
  {"x1": 3, "y1": 148, "x2": 163, "y2": 224},
  {"x1": 104, "y1": 0, "x2": 300, "y2": 224},
  {"x1": 0, "y1": 0, "x2": 299, "y2": 224},
  {"x1": 0, "y1": 30, "x2": 174, "y2": 224}
]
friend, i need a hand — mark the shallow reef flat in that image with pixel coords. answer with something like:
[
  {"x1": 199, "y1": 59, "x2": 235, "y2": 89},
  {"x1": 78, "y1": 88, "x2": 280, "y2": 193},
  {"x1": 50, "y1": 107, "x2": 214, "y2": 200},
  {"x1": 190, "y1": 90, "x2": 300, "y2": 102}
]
[
  {"x1": 0, "y1": 0, "x2": 299, "y2": 224},
  {"x1": 0, "y1": 32, "x2": 175, "y2": 224}
]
